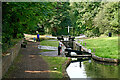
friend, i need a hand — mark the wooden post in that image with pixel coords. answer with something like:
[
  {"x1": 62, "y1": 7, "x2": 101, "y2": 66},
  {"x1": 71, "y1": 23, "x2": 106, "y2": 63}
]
[
  {"x1": 68, "y1": 51, "x2": 71, "y2": 56},
  {"x1": 73, "y1": 41, "x2": 75, "y2": 50},
  {"x1": 58, "y1": 46, "x2": 61, "y2": 55},
  {"x1": 71, "y1": 41, "x2": 73, "y2": 49},
  {"x1": 79, "y1": 46, "x2": 81, "y2": 51}
]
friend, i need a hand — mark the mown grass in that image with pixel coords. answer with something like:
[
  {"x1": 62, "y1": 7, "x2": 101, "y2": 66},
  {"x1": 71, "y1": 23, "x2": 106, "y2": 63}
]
[
  {"x1": 40, "y1": 49, "x2": 55, "y2": 52},
  {"x1": 41, "y1": 55, "x2": 68, "y2": 78},
  {"x1": 79, "y1": 36, "x2": 118, "y2": 59},
  {"x1": 40, "y1": 40, "x2": 59, "y2": 47}
]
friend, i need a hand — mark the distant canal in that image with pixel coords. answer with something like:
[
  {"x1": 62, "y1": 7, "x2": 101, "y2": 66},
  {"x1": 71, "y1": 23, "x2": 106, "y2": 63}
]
[{"x1": 66, "y1": 58, "x2": 119, "y2": 79}]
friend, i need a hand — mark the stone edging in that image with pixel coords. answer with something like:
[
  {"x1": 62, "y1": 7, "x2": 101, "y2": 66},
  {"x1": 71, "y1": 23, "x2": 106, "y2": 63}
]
[
  {"x1": 62, "y1": 58, "x2": 71, "y2": 79},
  {"x1": 60, "y1": 41, "x2": 70, "y2": 79},
  {"x1": 2, "y1": 39, "x2": 23, "y2": 76},
  {"x1": 81, "y1": 45, "x2": 119, "y2": 63},
  {"x1": 91, "y1": 53, "x2": 119, "y2": 63}
]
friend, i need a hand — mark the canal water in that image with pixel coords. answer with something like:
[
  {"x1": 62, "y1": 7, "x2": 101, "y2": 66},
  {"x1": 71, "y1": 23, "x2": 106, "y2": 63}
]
[{"x1": 66, "y1": 58, "x2": 119, "y2": 79}]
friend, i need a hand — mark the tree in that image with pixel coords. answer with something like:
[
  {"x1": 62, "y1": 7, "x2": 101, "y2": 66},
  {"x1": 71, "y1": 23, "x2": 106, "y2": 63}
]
[
  {"x1": 93, "y1": 2, "x2": 119, "y2": 35},
  {"x1": 2, "y1": 2, "x2": 57, "y2": 51}
]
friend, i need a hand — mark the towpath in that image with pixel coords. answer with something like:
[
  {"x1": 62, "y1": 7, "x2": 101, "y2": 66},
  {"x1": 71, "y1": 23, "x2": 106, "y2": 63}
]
[{"x1": 3, "y1": 42, "x2": 50, "y2": 79}]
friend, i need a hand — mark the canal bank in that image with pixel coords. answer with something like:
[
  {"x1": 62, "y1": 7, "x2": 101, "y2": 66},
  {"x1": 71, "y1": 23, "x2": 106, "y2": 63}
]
[
  {"x1": 81, "y1": 45, "x2": 119, "y2": 63},
  {"x1": 58, "y1": 36, "x2": 119, "y2": 79},
  {"x1": 65, "y1": 52, "x2": 119, "y2": 79},
  {"x1": 79, "y1": 36, "x2": 119, "y2": 63},
  {"x1": 72, "y1": 40, "x2": 119, "y2": 63},
  {"x1": 64, "y1": 41, "x2": 119, "y2": 79}
]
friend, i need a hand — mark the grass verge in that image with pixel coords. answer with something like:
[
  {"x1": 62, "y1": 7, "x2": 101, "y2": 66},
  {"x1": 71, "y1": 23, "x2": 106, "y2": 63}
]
[
  {"x1": 79, "y1": 36, "x2": 118, "y2": 59},
  {"x1": 40, "y1": 40, "x2": 59, "y2": 47},
  {"x1": 40, "y1": 55, "x2": 68, "y2": 78},
  {"x1": 40, "y1": 49, "x2": 56, "y2": 52}
]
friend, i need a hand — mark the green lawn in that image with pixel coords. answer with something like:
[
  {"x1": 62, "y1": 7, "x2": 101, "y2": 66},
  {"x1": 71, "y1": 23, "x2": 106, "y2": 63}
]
[
  {"x1": 41, "y1": 56, "x2": 68, "y2": 78},
  {"x1": 40, "y1": 49, "x2": 55, "y2": 52},
  {"x1": 79, "y1": 36, "x2": 118, "y2": 59},
  {"x1": 40, "y1": 40, "x2": 59, "y2": 47}
]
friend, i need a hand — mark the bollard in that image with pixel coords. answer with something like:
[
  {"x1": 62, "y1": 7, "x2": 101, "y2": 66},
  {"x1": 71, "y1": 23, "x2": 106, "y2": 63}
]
[
  {"x1": 108, "y1": 33, "x2": 112, "y2": 37},
  {"x1": 69, "y1": 35, "x2": 71, "y2": 40},
  {"x1": 61, "y1": 35, "x2": 64, "y2": 40},
  {"x1": 79, "y1": 46, "x2": 81, "y2": 52},
  {"x1": 68, "y1": 51, "x2": 71, "y2": 56},
  {"x1": 79, "y1": 46, "x2": 82, "y2": 55},
  {"x1": 21, "y1": 41, "x2": 27, "y2": 48},
  {"x1": 21, "y1": 43, "x2": 26, "y2": 48},
  {"x1": 58, "y1": 46, "x2": 61, "y2": 55}
]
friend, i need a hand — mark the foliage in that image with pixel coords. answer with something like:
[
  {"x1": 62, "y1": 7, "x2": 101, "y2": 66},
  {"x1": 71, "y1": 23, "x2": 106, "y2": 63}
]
[
  {"x1": 3, "y1": 2, "x2": 119, "y2": 38},
  {"x1": 2, "y1": 2, "x2": 56, "y2": 51},
  {"x1": 69, "y1": 2, "x2": 118, "y2": 36},
  {"x1": 93, "y1": 2, "x2": 119, "y2": 35},
  {"x1": 48, "y1": 2, "x2": 71, "y2": 36},
  {"x1": 2, "y1": 2, "x2": 119, "y2": 52},
  {"x1": 2, "y1": 38, "x2": 22, "y2": 53}
]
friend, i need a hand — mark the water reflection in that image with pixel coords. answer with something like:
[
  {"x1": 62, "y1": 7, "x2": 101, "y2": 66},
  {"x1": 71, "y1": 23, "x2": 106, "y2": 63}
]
[
  {"x1": 66, "y1": 58, "x2": 91, "y2": 78},
  {"x1": 66, "y1": 58, "x2": 119, "y2": 79},
  {"x1": 66, "y1": 62, "x2": 88, "y2": 78},
  {"x1": 84, "y1": 59, "x2": 119, "y2": 78}
]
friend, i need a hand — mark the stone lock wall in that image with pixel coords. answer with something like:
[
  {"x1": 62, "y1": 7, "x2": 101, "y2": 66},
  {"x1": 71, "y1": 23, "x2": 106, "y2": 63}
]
[
  {"x1": 73, "y1": 41, "x2": 82, "y2": 51},
  {"x1": 2, "y1": 40, "x2": 22, "y2": 76}
]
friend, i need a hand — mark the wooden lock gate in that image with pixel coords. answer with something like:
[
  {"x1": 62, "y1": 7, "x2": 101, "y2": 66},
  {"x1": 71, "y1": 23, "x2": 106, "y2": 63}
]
[{"x1": 57, "y1": 36, "x2": 92, "y2": 58}]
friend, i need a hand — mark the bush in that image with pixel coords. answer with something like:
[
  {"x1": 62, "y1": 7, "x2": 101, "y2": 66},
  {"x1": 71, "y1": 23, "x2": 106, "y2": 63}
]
[
  {"x1": 17, "y1": 33, "x2": 23, "y2": 38},
  {"x1": 85, "y1": 31, "x2": 94, "y2": 37},
  {"x1": 92, "y1": 27, "x2": 101, "y2": 37},
  {"x1": 2, "y1": 38, "x2": 21, "y2": 53},
  {"x1": 84, "y1": 27, "x2": 101, "y2": 37}
]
